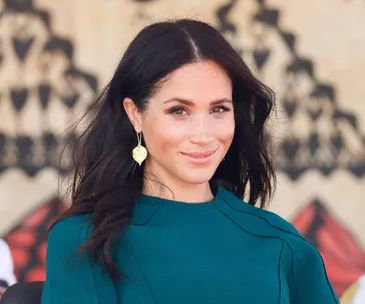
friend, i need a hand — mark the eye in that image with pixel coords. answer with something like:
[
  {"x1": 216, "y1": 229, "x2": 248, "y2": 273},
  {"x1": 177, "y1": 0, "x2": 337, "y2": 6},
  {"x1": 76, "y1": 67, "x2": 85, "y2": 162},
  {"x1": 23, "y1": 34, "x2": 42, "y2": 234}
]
[
  {"x1": 212, "y1": 106, "x2": 230, "y2": 114},
  {"x1": 168, "y1": 107, "x2": 189, "y2": 116}
]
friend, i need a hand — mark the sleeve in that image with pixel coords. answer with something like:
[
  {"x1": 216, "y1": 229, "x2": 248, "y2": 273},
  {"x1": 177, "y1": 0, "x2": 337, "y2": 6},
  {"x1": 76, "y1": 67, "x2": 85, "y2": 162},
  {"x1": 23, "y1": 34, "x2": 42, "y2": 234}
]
[
  {"x1": 289, "y1": 239, "x2": 340, "y2": 304},
  {"x1": 41, "y1": 216, "x2": 118, "y2": 304}
]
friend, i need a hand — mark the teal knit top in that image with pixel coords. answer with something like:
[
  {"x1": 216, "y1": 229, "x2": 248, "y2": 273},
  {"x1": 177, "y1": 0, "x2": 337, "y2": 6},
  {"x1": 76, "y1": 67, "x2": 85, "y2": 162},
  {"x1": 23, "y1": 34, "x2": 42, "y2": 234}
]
[{"x1": 41, "y1": 186, "x2": 339, "y2": 304}]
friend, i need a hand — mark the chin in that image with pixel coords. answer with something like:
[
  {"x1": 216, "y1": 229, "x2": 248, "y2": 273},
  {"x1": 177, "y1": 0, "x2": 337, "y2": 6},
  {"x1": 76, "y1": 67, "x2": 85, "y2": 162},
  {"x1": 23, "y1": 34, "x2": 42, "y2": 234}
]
[{"x1": 180, "y1": 169, "x2": 216, "y2": 185}]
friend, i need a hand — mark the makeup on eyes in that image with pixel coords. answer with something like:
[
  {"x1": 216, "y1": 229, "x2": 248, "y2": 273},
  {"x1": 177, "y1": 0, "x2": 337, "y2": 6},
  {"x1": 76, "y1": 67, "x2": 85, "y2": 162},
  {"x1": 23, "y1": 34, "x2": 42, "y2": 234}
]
[{"x1": 165, "y1": 98, "x2": 233, "y2": 118}]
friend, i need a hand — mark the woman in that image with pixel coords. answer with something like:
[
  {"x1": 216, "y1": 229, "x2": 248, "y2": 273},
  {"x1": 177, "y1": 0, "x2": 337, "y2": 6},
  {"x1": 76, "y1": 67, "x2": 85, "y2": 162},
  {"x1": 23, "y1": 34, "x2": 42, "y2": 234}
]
[{"x1": 42, "y1": 19, "x2": 339, "y2": 303}]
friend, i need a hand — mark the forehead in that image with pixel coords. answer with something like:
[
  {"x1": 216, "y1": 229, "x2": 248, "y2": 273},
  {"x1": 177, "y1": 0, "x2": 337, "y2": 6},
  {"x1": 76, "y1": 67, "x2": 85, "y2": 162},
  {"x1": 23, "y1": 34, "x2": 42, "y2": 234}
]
[{"x1": 155, "y1": 60, "x2": 232, "y2": 101}]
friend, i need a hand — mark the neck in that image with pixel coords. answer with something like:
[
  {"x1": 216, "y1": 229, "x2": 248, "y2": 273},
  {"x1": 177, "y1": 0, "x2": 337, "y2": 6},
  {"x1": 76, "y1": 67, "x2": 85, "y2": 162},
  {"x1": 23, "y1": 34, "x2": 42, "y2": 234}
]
[{"x1": 142, "y1": 173, "x2": 213, "y2": 203}]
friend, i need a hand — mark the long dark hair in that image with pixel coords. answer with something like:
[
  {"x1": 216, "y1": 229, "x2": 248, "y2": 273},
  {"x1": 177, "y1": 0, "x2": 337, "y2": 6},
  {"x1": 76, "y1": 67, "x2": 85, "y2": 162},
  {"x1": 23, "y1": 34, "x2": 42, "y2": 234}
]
[{"x1": 55, "y1": 18, "x2": 276, "y2": 281}]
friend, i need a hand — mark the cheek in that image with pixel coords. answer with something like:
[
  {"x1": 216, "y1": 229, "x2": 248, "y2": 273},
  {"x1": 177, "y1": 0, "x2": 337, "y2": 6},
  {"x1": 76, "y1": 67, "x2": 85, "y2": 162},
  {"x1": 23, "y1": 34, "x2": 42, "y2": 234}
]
[
  {"x1": 212, "y1": 118, "x2": 235, "y2": 145},
  {"x1": 143, "y1": 118, "x2": 186, "y2": 155}
]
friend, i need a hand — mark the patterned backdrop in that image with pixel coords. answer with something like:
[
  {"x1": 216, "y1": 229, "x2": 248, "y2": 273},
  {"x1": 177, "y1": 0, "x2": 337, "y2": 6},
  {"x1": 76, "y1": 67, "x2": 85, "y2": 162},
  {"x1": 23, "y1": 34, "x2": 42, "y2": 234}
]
[{"x1": 0, "y1": 0, "x2": 364, "y2": 298}]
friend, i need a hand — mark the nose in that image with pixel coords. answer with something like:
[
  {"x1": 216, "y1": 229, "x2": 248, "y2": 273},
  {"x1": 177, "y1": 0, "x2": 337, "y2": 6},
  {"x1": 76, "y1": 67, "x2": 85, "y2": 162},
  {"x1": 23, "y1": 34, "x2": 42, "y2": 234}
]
[{"x1": 190, "y1": 116, "x2": 214, "y2": 145}]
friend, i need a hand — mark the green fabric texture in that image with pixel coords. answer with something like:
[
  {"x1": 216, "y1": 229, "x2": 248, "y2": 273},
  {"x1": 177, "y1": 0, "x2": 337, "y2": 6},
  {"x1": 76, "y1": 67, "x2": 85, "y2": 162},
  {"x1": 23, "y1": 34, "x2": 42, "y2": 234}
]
[{"x1": 41, "y1": 186, "x2": 339, "y2": 304}]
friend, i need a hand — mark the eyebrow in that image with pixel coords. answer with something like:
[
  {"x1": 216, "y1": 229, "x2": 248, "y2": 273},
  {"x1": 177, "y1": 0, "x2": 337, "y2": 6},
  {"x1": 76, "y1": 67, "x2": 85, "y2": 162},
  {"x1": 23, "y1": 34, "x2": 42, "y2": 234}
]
[{"x1": 163, "y1": 97, "x2": 232, "y2": 106}]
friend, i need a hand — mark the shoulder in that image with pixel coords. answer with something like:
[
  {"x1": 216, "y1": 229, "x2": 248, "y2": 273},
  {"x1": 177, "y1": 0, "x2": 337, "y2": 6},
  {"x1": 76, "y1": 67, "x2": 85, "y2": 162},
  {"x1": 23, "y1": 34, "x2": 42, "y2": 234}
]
[
  {"x1": 217, "y1": 187, "x2": 327, "y2": 275},
  {"x1": 48, "y1": 214, "x2": 93, "y2": 249},
  {"x1": 217, "y1": 187, "x2": 316, "y2": 251},
  {"x1": 217, "y1": 187, "x2": 300, "y2": 235}
]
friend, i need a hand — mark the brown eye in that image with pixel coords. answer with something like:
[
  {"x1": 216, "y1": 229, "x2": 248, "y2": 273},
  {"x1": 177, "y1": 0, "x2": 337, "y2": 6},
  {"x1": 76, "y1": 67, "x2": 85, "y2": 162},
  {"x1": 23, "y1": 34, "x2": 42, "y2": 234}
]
[
  {"x1": 168, "y1": 107, "x2": 188, "y2": 116},
  {"x1": 212, "y1": 106, "x2": 230, "y2": 114}
]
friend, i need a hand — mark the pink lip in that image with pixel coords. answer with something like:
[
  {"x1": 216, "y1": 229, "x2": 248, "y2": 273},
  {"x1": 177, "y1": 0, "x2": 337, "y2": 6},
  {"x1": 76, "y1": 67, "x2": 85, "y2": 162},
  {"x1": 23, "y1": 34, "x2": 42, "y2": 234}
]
[{"x1": 181, "y1": 149, "x2": 217, "y2": 165}]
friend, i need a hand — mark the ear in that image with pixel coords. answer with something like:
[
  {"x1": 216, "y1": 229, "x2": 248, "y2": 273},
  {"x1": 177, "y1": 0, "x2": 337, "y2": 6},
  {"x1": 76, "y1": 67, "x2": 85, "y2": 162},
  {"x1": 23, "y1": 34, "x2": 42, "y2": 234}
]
[{"x1": 123, "y1": 97, "x2": 143, "y2": 132}]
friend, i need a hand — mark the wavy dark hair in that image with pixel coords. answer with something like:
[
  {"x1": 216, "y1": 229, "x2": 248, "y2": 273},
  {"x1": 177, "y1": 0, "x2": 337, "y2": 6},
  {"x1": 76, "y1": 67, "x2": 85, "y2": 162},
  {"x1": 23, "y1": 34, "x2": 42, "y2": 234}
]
[{"x1": 54, "y1": 18, "x2": 276, "y2": 281}]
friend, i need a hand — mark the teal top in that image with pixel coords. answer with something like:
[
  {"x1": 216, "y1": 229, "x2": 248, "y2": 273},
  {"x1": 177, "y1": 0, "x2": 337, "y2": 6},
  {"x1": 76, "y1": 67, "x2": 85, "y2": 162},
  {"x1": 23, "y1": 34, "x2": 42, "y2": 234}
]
[{"x1": 41, "y1": 186, "x2": 339, "y2": 304}]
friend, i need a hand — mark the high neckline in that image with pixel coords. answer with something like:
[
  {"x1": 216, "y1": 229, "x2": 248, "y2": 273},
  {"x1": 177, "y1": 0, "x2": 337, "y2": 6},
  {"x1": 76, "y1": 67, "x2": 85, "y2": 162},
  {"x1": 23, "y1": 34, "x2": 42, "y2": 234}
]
[
  {"x1": 129, "y1": 186, "x2": 224, "y2": 225},
  {"x1": 138, "y1": 191, "x2": 216, "y2": 210},
  {"x1": 138, "y1": 182, "x2": 220, "y2": 210}
]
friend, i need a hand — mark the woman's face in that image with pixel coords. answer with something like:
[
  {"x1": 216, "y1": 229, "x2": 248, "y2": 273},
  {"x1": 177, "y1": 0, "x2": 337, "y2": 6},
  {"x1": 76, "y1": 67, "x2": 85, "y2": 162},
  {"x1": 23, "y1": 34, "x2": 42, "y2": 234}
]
[{"x1": 126, "y1": 60, "x2": 235, "y2": 189}]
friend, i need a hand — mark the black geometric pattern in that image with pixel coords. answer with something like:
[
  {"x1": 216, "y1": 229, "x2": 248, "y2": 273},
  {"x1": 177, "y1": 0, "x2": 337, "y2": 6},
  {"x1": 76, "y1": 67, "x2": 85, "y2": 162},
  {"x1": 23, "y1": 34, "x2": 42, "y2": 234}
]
[
  {"x1": 1, "y1": 0, "x2": 364, "y2": 181},
  {"x1": 0, "y1": 0, "x2": 98, "y2": 177},
  {"x1": 216, "y1": 0, "x2": 365, "y2": 180}
]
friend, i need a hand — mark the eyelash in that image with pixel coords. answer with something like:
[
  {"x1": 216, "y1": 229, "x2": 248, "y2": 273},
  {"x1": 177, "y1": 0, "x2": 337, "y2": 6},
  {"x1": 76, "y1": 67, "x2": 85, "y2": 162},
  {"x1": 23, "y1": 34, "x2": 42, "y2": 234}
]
[{"x1": 168, "y1": 106, "x2": 231, "y2": 116}]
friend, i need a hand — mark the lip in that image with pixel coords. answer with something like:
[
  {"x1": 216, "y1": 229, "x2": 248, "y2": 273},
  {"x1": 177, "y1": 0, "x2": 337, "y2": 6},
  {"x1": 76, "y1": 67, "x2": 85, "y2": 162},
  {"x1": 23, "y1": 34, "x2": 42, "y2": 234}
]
[{"x1": 181, "y1": 149, "x2": 217, "y2": 165}]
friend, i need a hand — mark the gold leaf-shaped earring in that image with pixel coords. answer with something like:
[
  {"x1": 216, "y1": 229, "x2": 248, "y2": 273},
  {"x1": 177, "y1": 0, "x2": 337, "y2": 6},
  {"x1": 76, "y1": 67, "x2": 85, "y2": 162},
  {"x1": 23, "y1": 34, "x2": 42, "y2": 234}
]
[{"x1": 132, "y1": 132, "x2": 147, "y2": 166}]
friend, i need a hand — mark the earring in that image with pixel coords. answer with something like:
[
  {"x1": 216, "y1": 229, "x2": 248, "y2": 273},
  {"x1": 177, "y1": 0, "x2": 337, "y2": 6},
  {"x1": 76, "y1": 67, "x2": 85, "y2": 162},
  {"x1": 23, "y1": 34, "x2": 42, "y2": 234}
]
[{"x1": 132, "y1": 132, "x2": 147, "y2": 166}]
